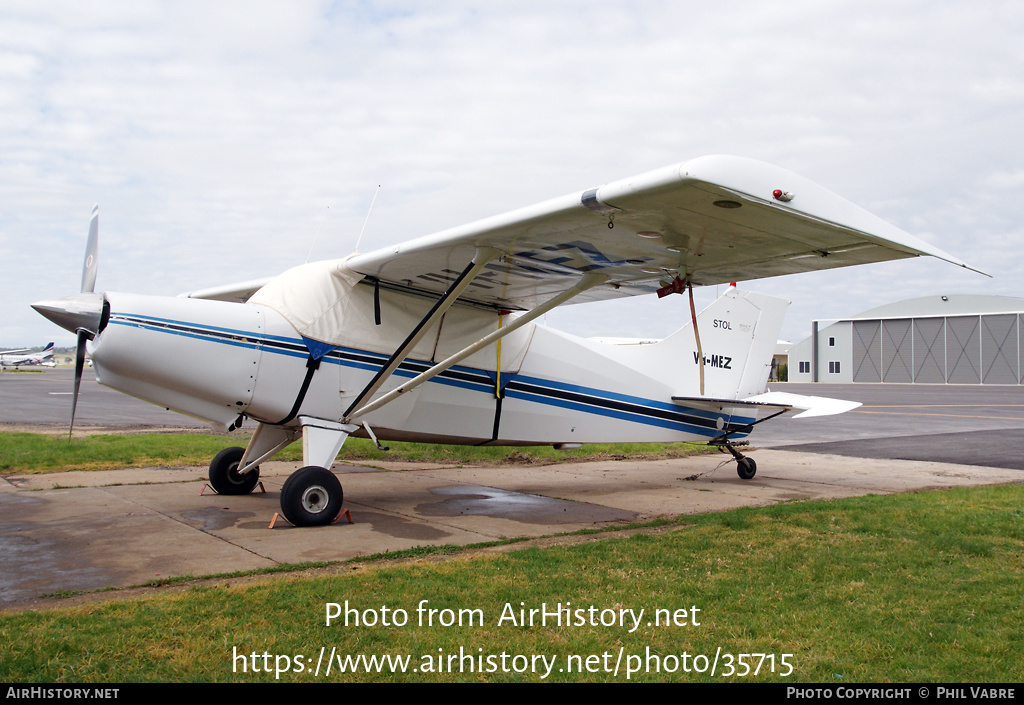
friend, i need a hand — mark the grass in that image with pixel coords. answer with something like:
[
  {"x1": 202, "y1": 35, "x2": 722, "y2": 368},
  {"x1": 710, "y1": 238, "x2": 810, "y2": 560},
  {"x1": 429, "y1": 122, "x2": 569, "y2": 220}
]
[
  {"x1": 0, "y1": 431, "x2": 713, "y2": 474},
  {"x1": 1, "y1": 483, "x2": 1021, "y2": 682},
  {"x1": 0, "y1": 432, "x2": 272, "y2": 474}
]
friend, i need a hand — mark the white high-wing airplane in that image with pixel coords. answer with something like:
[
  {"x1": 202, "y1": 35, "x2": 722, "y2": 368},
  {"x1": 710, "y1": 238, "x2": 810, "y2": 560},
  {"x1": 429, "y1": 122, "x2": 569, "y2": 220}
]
[
  {"x1": 0, "y1": 342, "x2": 55, "y2": 368},
  {"x1": 32, "y1": 156, "x2": 979, "y2": 526}
]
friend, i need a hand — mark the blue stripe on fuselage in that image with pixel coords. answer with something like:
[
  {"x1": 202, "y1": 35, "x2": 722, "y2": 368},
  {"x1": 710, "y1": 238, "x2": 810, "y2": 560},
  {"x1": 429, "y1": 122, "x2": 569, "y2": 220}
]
[{"x1": 109, "y1": 312, "x2": 753, "y2": 435}]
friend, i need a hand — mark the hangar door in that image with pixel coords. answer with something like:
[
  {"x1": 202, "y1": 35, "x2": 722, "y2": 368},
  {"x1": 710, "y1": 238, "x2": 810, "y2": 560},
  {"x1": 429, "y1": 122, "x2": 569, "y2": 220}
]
[
  {"x1": 946, "y1": 316, "x2": 981, "y2": 384},
  {"x1": 881, "y1": 319, "x2": 913, "y2": 383},
  {"x1": 852, "y1": 320, "x2": 881, "y2": 383},
  {"x1": 981, "y1": 314, "x2": 1018, "y2": 384},
  {"x1": 850, "y1": 313, "x2": 1023, "y2": 384},
  {"x1": 912, "y1": 318, "x2": 945, "y2": 383}
]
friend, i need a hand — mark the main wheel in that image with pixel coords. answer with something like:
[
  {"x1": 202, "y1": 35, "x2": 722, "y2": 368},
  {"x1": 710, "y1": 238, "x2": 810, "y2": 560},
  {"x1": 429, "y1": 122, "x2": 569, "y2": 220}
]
[
  {"x1": 280, "y1": 466, "x2": 343, "y2": 527},
  {"x1": 209, "y1": 446, "x2": 260, "y2": 495},
  {"x1": 736, "y1": 457, "x2": 757, "y2": 480}
]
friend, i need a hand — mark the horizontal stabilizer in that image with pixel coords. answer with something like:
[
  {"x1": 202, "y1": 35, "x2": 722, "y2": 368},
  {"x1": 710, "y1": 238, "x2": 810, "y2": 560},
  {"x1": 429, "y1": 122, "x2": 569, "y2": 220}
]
[
  {"x1": 672, "y1": 391, "x2": 860, "y2": 419},
  {"x1": 742, "y1": 391, "x2": 861, "y2": 419},
  {"x1": 672, "y1": 395, "x2": 790, "y2": 413}
]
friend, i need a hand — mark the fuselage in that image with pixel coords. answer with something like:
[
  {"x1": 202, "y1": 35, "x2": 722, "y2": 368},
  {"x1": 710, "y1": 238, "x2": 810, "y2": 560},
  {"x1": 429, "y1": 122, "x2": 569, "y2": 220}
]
[
  {"x1": 0, "y1": 348, "x2": 54, "y2": 368},
  {"x1": 90, "y1": 282, "x2": 779, "y2": 445}
]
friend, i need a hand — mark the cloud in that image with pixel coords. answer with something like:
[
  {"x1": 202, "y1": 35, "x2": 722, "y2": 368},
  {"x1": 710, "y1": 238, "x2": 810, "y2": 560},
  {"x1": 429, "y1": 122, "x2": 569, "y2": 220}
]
[{"x1": 2, "y1": 1, "x2": 1022, "y2": 347}]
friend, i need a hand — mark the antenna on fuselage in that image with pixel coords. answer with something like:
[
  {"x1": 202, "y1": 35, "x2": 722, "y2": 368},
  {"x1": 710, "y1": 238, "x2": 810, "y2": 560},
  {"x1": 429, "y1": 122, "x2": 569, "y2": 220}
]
[{"x1": 353, "y1": 185, "x2": 381, "y2": 254}]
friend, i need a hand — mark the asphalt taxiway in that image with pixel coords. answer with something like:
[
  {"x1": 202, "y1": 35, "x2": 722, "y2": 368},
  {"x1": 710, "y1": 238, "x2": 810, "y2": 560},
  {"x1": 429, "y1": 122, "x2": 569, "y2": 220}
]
[{"x1": 2, "y1": 369, "x2": 1022, "y2": 609}]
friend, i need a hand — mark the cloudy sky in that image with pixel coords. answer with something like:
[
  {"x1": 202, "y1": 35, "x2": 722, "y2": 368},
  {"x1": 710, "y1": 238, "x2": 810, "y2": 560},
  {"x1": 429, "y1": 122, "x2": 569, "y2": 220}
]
[{"x1": 2, "y1": 1, "x2": 1022, "y2": 349}]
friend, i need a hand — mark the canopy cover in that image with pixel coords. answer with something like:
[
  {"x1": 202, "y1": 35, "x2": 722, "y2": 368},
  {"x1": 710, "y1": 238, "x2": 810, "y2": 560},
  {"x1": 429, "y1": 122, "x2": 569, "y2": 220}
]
[{"x1": 249, "y1": 258, "x2": 364, "y2": 353}]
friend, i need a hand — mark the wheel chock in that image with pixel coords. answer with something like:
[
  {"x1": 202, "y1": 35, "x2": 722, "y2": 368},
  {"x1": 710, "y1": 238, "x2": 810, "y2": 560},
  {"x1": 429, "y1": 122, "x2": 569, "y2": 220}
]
[
  {"x1": 201, "y1": 481, "x2": 267, "y2": 496},
  {"x1": 269, "y1": 508, "x2": 353, "y2": 528}
]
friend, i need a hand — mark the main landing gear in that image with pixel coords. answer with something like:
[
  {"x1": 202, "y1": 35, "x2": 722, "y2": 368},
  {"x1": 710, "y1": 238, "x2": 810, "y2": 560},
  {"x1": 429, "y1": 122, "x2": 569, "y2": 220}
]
[
  {"x1": 709, "y1": 438, "x2": 757, "y2": 480},
  {"x1": 211, "y1": 418, "x2": 356, "y2": 527},
  {"x1": 208, "y1": 446, "x2": 261, "y2": 495},
  {"x1": 207, "y1": 447, "x2": 344, "y2": 527},
  {"x1": 280, "y1": 466, "x2": 344, "y2": 527}
]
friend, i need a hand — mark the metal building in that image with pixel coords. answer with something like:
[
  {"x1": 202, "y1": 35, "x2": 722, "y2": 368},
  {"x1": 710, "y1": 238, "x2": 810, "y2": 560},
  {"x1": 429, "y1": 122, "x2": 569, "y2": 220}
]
[{"x1": 788, "y1": 295, "x2": 1024, "y2": 384}]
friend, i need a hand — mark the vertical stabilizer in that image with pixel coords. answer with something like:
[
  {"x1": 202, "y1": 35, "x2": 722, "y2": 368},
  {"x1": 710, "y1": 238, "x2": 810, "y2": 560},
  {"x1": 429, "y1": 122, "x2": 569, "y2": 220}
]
[{"x1": 655, "y1": 286, "x2": 790, "y2": 400}]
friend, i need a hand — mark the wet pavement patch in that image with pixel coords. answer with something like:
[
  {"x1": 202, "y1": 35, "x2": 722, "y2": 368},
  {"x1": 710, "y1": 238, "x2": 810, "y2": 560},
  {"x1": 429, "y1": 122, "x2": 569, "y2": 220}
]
[
  {"x1": 181, "y1": 507, "x2": 256, "y2": 531},
  {"x1": 351, "y1": 510, "x2": 453, "y2": 540},
  {"x1": 416, "y1": 485, "x2": 638, "y2": 525},
  {"x1": 0, "y1": 513, "x2": 134, "y2": 605},
  {"x1": 0, "y1": 531, "x2": 115, "y2": 603}
]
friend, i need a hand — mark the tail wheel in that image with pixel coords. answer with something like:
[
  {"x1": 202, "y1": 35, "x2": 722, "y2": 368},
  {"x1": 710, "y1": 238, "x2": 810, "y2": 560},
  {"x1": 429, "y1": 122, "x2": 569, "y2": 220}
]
[
  {"x1": 281, "y1": 466, "x2": 343, "y2": 527},
  {"x1": 736, "y1": 457, "x2": 757, "y2": 480},
  {"x1": 209, "y1": 446, "x2": 260, "y2": 494}
]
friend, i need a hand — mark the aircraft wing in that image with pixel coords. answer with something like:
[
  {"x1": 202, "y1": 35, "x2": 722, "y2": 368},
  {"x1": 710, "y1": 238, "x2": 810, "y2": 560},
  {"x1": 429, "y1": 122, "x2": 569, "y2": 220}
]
[
  {"x1": 179, "y1": 277, "x2": 275, "y2": 303},
  {"x1": 345, "y1": 155, "x2": 980, "y2": 310}
]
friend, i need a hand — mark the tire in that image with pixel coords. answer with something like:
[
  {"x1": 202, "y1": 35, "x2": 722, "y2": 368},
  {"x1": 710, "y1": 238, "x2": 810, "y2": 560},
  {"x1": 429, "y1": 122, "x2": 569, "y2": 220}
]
[
  {"x1": 280, "y1": 466, "x2": 343, "y2": 527},
  {"x1": 208, "y1": 446, "x2": 260, "y2": 495},
  {"x1": 736, "y1": 457, "x2": 757, "y2": 480}
]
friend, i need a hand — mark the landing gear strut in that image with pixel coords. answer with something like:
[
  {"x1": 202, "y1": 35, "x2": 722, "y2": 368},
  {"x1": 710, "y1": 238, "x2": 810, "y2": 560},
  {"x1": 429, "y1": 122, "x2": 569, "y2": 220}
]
[{"x1": 706, "y1": 408, "x2": 789, "y2": 480}]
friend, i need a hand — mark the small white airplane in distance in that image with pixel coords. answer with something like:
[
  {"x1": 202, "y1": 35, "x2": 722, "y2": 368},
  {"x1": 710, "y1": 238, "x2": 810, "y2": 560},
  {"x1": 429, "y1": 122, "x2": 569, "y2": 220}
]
[
  {"x1": 32, "y1": 156, "x2": 980, "y2": 526},
  {"x1": 0, "y1": 342, "x2": 55, "y2": 368}
]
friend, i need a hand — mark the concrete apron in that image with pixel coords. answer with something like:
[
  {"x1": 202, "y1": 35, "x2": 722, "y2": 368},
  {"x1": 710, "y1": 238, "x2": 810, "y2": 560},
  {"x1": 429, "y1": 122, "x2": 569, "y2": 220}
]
[{"x1": 1, "y1": 450, "x2": 1019, "y2": 609}]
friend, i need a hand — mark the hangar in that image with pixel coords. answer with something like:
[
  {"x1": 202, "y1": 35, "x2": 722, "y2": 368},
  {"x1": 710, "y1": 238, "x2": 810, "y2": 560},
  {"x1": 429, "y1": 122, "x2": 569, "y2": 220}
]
[{"x1": 788, "y1": 294, "x2": 1024, "y2": 384}]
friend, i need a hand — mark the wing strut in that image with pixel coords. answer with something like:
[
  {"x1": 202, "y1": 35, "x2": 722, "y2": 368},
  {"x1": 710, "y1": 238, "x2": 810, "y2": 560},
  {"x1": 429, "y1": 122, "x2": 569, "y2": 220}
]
[
  {"x1": 344, "y1": 272, "x2": 608, "y2": 422},
  {"x1": 659, "y1": 274, "x2": 704, "y2": 395},
  {"x1": 687, "y1": 280, "x2": 704, "y2": 396},
  {"x1": 342, "y1": 247, "x2": 501, "y2": 419}
]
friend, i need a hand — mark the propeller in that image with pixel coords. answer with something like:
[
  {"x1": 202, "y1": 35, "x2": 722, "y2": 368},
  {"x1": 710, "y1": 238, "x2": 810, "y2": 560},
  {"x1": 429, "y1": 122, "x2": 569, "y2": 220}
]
[{"x1": 31, "y1": 205, "x2": 105, "y2": 439}]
